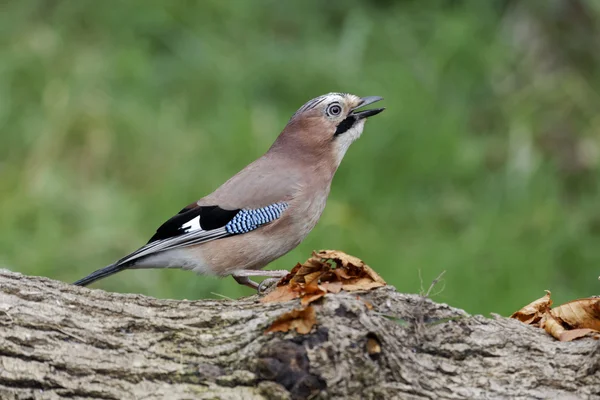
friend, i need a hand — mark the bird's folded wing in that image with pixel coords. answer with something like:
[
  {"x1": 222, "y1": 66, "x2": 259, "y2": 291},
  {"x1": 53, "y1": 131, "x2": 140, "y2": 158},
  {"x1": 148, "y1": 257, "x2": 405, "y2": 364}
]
[{"x1": 115, "y1": 202, "x2": 289, "y2": 266}]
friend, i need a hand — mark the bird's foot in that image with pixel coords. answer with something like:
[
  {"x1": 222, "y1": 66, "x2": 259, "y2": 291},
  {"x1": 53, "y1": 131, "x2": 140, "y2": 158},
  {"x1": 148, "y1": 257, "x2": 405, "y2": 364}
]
[
  {"x1": 257, "y1": 277, "x2": 281, "y2": 293},
  {"x1": 232, "y1": 269, "x2": 289, "y2": 292}
]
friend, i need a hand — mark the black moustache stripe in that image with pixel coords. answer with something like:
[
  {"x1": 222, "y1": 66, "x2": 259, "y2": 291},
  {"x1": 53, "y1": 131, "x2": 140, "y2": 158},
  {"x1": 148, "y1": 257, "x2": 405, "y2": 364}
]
[{"x1": 334, "y1": 115, "x2": 356, "y2": 136}]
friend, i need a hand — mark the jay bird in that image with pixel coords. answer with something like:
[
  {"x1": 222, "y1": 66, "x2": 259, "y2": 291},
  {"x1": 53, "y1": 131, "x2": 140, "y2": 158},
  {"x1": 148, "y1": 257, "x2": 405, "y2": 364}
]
[{"x1": 74, "y1": 93, "x2": 384, "y2": 290}]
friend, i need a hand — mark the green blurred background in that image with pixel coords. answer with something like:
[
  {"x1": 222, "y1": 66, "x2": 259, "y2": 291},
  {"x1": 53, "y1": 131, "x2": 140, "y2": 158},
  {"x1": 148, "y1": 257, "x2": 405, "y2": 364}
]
[{"x1": 1, "y1": 0, "x2": 599, "y2": 315}]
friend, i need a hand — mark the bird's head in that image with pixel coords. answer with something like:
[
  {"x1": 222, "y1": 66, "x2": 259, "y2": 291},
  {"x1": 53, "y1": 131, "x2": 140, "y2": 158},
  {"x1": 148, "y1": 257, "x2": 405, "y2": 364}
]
[{"x1": 274, "y1": 93, "x2": 384, "y2": 166}]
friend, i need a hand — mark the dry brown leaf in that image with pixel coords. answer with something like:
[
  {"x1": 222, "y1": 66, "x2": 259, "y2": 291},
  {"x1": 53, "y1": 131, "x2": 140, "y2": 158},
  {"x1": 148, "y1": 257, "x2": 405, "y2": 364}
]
[
  {"x1": 541, "y1": 314, "x2": 567, "y2": 341},
  {"x1": 333, "y1": 268, "x2": 352, "y2": 280},
  {"x1": 300, "y1": 291, "x2": 326, "y2": 306},
  {"x1": 550, "y1": 297, "x2": 600, "y2": 331},
  {"x1": 559, "y1": 328, "x2": 598, "y2": 342},
  {"x1": 342, "y1": 278, "x2": 386, "y2": 292},
  {"x1": 542, "y1": 315, "x2": 599, "y2": 341},
  {"x1": 260, "y1": 285, "x2": 300, "y2": 303},
  {"x1": 304, "y1": 274, "x2": 323, "y2": 292},
  {"x1": 265, "y1": 306, "x2": 316, "y2": 335},
  {"x1": 303, "y1": 271, "x2": 323, "y2": 285},
  {"x1": 277, "y1": 264, "x2": 302, "y2": 286},
  {"x1": 510, "y1": 290, "x2": 553, "y2": 325},
  {"x1": 362, "y1": 264, "x2": 387, "y2": 284},
  {"x1": 316, "y1": 250, "x2": 363, "y2": 267},
  {"x1": 513, "y1": 291, "x2": 600, "y2": 341},
  {"x1": 320, "y1": 280, "x2": 343, "y2": 294},
  {"x1": 294, "y1": 266, "x2": 319, "y2": 279},
  {"x1": 261, "y1": 250, "x2": 386, "y2": 304}
]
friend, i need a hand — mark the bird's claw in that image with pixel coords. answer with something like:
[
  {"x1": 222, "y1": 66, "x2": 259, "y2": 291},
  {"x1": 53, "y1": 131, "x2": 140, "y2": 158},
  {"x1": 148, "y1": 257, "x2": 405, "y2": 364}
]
[{"x1": 258, "y1": 277, "x2": 281, "y2": 293}]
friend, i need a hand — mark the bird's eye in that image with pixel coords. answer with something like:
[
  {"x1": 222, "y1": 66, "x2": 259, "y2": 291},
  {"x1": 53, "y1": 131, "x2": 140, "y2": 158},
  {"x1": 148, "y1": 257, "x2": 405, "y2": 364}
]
[{"x1": 326, "y1": 103, "x2": 342, "y2": 117}]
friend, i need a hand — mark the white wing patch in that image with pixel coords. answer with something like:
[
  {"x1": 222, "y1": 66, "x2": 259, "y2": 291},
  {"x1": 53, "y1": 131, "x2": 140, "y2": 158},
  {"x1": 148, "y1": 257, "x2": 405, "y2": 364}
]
[{"x1": 181, "y1": 215, "x2": 201, "y2": 232}]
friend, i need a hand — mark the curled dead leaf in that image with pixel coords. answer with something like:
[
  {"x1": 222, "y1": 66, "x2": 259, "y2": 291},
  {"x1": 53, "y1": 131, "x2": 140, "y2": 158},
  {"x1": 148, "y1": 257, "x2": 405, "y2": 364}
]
[
  {"x1": 510, "y1": 290, "x2": 552, "y2": 325},
  {"x1": 541, "y1": 314, "x2": 567, "y2": 341},
  {"x1": 261, "y1": 250, "x2": 386, "y2": 305},
  {"x1": 550, "y1": 297, "x2": 600, "y2": 331},
  {"x1": 559, "y1": 328, "x2": 598, "y2": 342},
  {"x1": 512, "y1": 291, "x2": 600, "y2": 341},
  {"x1": 316, "y1": 250, "x2": 386, "y2": 284},
  {"x1": 260, "y1": 285, "x2": 300, "y2": 303},
  {"x1": 320, "y1": 280, "x2": 342, "y2": 294},
  {"x1": 265, "y1": 306, "x2": 316, "y2": 335},
  {"x1": 342, "y1": 278, "x2": 386, "y2": 292},
  {"x1": 300, "y1": 291, "x2": 325, "y2": 306}
]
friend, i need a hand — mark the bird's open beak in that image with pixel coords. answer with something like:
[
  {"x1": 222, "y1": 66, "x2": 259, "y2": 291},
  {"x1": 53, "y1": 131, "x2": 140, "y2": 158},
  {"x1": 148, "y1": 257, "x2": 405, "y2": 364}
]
[{"x1": 351, "y1": 96, "x2": 385, "y2": 119}]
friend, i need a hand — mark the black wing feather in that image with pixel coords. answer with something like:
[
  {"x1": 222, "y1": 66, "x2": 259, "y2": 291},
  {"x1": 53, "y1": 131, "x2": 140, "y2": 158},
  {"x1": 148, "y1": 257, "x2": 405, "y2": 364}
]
[
  {"x1": 197, "y1": 206, "x2": 240, "y2": 230},
  {"x1": 148, "y1": 205, "x2": 240, "y2": 243}
]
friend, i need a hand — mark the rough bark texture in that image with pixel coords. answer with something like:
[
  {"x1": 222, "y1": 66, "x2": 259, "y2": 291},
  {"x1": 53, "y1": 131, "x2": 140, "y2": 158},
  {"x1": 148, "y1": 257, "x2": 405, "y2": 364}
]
[{"x1": 0, "y1": 270, "x2": 598, "y2": 400}]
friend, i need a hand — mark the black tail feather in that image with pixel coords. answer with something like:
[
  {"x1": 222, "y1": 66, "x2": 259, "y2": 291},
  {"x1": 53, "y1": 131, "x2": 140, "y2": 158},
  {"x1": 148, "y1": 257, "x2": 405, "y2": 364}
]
[{"x1": 73, "y1": 263, "x2": 128, "y2": 286}]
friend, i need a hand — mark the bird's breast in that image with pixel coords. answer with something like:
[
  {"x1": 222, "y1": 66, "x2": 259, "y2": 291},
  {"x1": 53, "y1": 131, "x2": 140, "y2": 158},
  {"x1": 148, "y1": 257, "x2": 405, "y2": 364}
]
[{"x1": 285, "y1": 185, "x2": 330, "y2": 241}]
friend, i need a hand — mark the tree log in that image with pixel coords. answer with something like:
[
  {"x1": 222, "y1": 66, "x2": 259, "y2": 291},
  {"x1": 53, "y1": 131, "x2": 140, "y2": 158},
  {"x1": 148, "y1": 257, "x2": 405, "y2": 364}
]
[{"x1": 0, "y1": 270, "x2": 598, "y2": 399}]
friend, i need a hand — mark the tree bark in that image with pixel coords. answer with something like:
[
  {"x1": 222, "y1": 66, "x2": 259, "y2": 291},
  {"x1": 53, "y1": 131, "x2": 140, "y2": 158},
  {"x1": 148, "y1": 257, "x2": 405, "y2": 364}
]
[{"x1": 0, "y1": 270, "x2": 598, "y2": 400}]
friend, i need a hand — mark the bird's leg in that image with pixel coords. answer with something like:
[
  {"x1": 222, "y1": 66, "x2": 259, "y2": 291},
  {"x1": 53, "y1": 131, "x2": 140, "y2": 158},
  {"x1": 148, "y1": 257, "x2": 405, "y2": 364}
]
[
  {"x1": 231, "y1": 270, "x2": 289, "y2": 292},
  {"x1": 233, "y1": 269, "x2": 290, "y2": 278},
  {"x1": 232, "y1": 275, "x2": 259, "y2": 290}
]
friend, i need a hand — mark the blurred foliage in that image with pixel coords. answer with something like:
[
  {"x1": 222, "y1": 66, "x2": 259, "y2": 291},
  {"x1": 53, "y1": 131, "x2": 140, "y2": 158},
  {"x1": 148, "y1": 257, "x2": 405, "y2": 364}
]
[{"x1": 1, "y1": 0, "x2": 599, "y2": 315}]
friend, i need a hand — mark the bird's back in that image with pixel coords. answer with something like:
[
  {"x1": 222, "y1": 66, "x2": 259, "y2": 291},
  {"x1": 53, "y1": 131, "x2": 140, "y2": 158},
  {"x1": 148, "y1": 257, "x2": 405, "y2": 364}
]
[{"x1": 199, "y1": 151, "x2": 307, "y2": 209}]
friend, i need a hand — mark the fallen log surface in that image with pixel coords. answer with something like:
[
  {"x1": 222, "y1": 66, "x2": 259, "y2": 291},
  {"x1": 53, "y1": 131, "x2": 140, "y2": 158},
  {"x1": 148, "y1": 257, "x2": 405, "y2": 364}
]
[{"x1": 0, "y1": 270, "x2": 598, "y2": 399}]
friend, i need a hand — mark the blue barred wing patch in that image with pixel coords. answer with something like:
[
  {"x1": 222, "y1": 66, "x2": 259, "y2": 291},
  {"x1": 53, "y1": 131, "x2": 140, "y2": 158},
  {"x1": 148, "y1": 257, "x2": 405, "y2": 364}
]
[{"x1": 225, "y1": 202, "x2": 289, "y2": 234}]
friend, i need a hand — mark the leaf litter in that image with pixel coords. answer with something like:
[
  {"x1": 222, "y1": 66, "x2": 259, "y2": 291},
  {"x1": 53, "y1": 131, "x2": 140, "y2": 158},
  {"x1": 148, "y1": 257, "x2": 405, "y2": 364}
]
[
  {"x1": 263, "y1": 250, "x2": 386, "y2": 334},
  {"x1": 261, "y1": 250, "x2": 386, "y2": 306},
  {"x1": 510, "y1": 291, "x2": 600, "y2": 341}
]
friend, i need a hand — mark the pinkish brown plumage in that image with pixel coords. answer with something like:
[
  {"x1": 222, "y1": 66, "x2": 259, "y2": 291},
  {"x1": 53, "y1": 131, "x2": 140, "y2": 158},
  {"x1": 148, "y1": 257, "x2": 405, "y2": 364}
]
[{"x1": 74, "y1": 93, "x2": 384, "y2": 290}]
